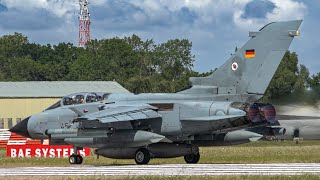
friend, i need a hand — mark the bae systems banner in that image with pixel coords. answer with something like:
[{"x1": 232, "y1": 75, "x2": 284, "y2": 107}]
[{"x1": 6, "y1": 145, "x2": 90, "y2": 158}]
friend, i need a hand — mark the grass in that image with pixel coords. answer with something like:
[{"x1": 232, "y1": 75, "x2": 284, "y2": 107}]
[
  {"x1": 3, "y1": 175, "x2": 320, "y2": 180},
  {"x1": 85, "y1": 175, "x2": 320, "y2": 180},
  {"x1": 119, "y1": 176, "x2": 320, "y2": 180},
  {"x1": 1, "y1": 140, "x2": 320, "y2": 167}
]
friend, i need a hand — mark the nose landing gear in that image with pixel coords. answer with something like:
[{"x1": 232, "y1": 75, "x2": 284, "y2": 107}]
[{"x1": 69, "y1": 154, "x2": 83, "y2": 164}]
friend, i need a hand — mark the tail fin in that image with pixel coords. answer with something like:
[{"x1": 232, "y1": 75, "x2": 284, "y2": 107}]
[{"x1": 186, "y1": 20, "x2": 302, "y2": 97}]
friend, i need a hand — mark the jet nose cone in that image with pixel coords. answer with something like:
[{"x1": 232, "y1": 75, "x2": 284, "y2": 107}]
[{"x1": 9, "y1": 116, "x2": 31, "y2": 138}]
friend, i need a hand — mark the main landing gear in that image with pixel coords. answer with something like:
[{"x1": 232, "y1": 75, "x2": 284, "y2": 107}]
[
  {"x1": 133, "y1": 145, "x2": 200, "y2": 165},
  {"x1": 184, "y1": 145, "x2": 200, "y2": 164},
  {"x1": 184, "y1": 152, "x2": 200, "y2": 164},
  {"x1": 69, "y1": 147, "x2": 83, "y2": 164},
  {"x1": 134, "y1": 148, "x2": 151, "y2": 165}
]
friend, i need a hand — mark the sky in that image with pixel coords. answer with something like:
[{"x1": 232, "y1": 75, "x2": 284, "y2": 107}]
[{"x1": 0, "y1": 0, "x2": 319, "y2": 75}]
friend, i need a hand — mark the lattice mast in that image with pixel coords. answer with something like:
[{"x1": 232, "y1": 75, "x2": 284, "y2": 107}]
[{"x1": 78, "y1": 0, "x2": 90, "y2": 47}]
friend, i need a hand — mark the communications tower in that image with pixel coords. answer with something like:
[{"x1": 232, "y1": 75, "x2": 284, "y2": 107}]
[{"x1": 78, "y1": 0, "x2": 90, "y2": 47}]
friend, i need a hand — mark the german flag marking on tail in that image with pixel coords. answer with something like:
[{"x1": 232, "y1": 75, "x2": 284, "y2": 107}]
[{"x1": 245, "y1": 49, "x2": 255, "y2": 58}]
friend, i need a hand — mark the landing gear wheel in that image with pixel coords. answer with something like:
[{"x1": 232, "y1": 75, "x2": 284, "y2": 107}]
[
  {"x1": 184, "y1": 153, "x2": 200, "y2": 164},
  {"x1": 69, "y1": 154, "x2": 83, "y2": 164},
  {"x1": 69, "y1": 154, "x2": 77, "y2": 164},
  {"x1": 76, "y1": 155, "x2": 83, "y2": 164},
  {"x1": 134, "y1": 148, "x2": 150, "y2": 165}
]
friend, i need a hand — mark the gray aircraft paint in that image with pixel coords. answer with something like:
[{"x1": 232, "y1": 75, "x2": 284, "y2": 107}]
[
  {"x1": 258, "y1": 119, "x2": 320, "y2": 140},
  {"x1": 10, "y1": 20, "x2": 302, "y2": 163},
  {"x1": 279, "y1": 120, "x2": 320, "y2": 140},
  {"x1": 183, "y1": 20, "x2": 302, "y2": 102}
]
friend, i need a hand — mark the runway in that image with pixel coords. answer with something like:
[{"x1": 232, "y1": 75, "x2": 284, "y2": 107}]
[{"x1": 1, "y1": 163, "x2": 320, "y2": 176}]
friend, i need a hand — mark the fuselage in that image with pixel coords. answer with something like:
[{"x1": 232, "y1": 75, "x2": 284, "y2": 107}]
[
  {"x1": 27, "y1": 93, "x2": 243, "y2": 139},
  {"x1": 23, "y1": 92, "x2": 263, "y2": 148}
]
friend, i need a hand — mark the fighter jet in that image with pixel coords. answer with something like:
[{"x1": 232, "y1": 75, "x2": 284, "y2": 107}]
[
  {"x1": 248, "y1": 115, "x2": 320, "y2": 142},
  {"x1": 10, "y1": 20, "x2": 302, "y2": 165}
]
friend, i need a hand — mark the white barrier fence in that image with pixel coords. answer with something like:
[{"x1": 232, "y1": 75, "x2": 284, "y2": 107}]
[{"x1": 0, "y1": 129, "x2": 42, "y2": 148}]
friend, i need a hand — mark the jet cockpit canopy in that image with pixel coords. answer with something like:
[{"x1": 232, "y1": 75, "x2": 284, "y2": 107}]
[
  {"x1": 45, "y1": 92, "x2": 111, "y2": 111},
  {"x1": 63, "y1": 92, "x2": 111, "y2": 105}
]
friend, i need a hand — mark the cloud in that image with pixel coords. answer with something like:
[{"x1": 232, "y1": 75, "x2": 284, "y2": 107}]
[
  {"x1": 0, "y1": 3, "x2": 8, "y2": 13},
  {"x1": 4, "y1": 0, "x2": 304, "y2": 32},
  {"x1": 234, "y1": 0, "x2": 307, "y2": 30},
  {"x1": 241, "y1": 0, "x2": 276, "y2": 19},
  {"x1": 89, "y1": 0, "x2": 200, "y2": 31},
  {"x1": 0, "y1": 8, "x2": 64, "y2": 30},
  {"x1": 90, "y1": 0, "x2": 106, "y2": 6},
  {"x1": 0, "y1": 0, "x2": 77, "y2": 18},
  {"x1": 267, "y1": 0, "x2": 306, "y2": 21},
  {"x1": 0, "y1": 0, "x2": 317, "y2": 75}
]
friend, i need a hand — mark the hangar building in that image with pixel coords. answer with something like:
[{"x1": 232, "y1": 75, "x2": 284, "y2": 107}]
[{"x1": 0, "y1": 81, "x2": 129, "y2": 129}]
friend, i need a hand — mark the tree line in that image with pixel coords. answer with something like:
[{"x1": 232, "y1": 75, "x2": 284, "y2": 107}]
[{"x1": 0, "y1": 33, "x2": 319, "y2": 103}]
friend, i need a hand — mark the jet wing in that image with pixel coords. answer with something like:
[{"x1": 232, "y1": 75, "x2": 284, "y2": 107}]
[
  {"x1": 76, "y1": 104, "x2": 161, "y2": 123},
  {"x1": 180, "y1": 114, "x2": 251, "y2": 135},
  {"x1": 182, "y1": 115, "x2": 245, "y2": 121},
  {"x1": 52, "y1": 105, "x2": 167, "y2": 147}
]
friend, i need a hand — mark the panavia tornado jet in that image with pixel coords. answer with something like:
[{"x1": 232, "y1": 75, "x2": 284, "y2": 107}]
[
  {"x1": 247, "y1": 115, "x2": 320, "y2": 142},
  {"x1": 10, "y1": 20, "x2": 302, "y2": 165}
]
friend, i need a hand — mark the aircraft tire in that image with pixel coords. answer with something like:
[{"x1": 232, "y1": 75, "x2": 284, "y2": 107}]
[
  {"x1": 76, "y1": 155, "x2": 83, "y2": 164},
  {"x1": 184, "y1": 153, "x2": 200, "y2": 164},
  {"x1": 134, "y1": 148, "x2": 150, "y2": 165},
  {"x1": 69, "y1": 154, "x2": 77, "y2": 164}
]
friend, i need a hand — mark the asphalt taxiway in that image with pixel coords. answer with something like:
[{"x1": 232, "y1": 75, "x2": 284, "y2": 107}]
[{"x1": 1, "y1": 163, "x2": 320, "y2": 176}]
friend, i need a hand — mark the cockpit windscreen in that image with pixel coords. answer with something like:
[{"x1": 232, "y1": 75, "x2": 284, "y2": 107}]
[{"x1": 44, "y1": 92, "x2": 111, "y2": 111}]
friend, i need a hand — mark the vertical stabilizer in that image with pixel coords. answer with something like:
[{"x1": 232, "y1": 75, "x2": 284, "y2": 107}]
[{"x1": 185, "y1": 20, "x2": 302, "y2": 97}]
